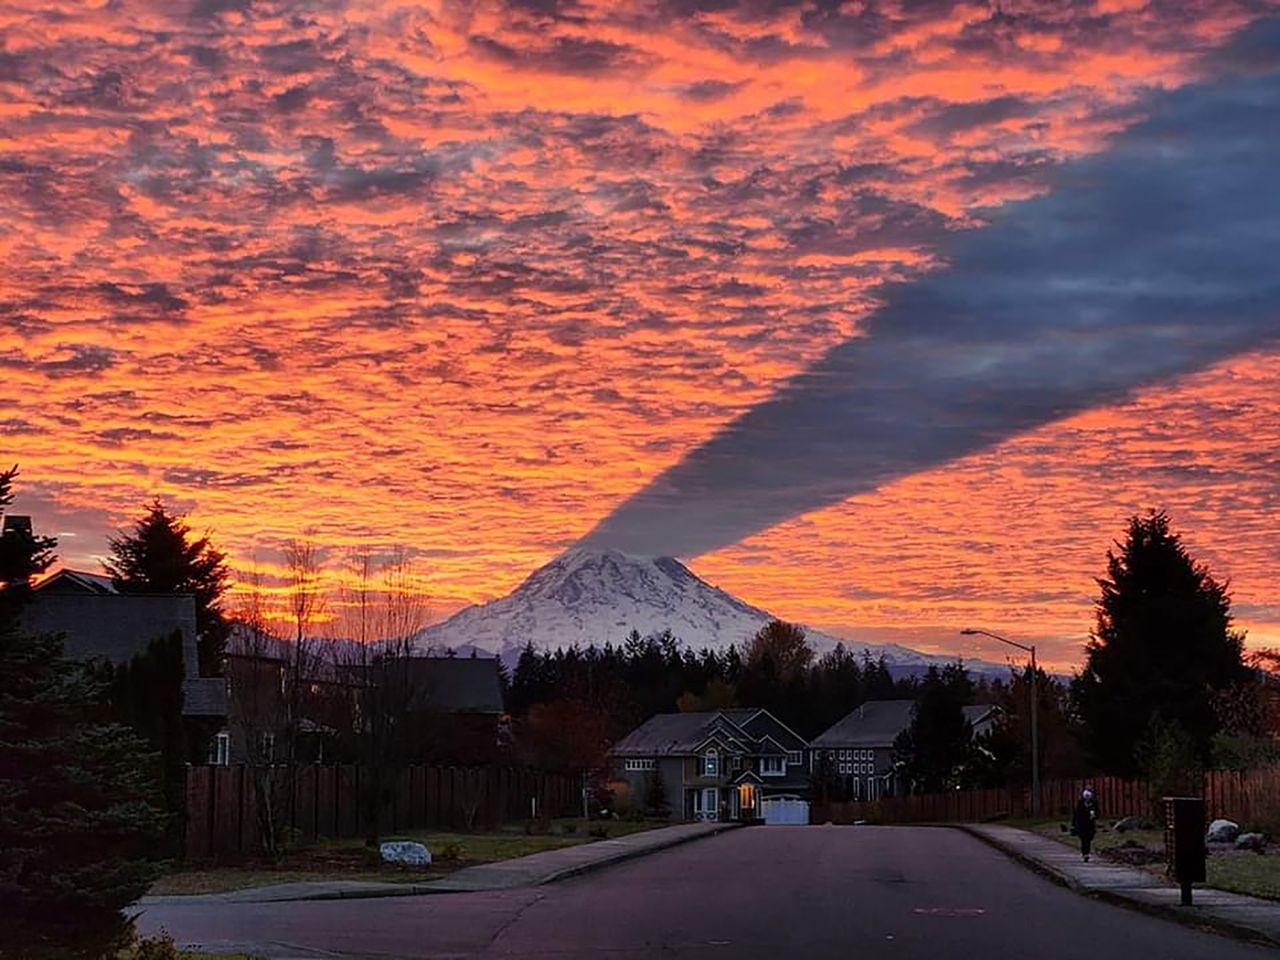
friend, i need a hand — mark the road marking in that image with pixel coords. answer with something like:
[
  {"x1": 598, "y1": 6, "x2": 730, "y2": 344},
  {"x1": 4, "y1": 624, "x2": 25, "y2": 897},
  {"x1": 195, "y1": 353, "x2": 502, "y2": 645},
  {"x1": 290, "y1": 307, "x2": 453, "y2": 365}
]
[{"x1": 912, "y1": 907, "x2": 987, "y2": 916}]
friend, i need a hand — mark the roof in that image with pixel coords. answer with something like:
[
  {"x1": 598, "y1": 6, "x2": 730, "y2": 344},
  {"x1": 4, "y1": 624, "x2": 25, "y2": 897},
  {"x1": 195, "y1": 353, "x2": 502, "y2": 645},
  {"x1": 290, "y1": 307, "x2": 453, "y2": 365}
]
[
  {"x1": 19, "y1": 587, "x2": 200, "y2": 681},
  {"x1": 34, "y1": 569, "x2": 118, "y2": 595},
  {"x1": 612, "y1": 712, "x2": 738, "y2": 757},
  {"x1": 610, "y1": 709, "x2": 802, "y2": 758},
  {"x1": 810, "y1": 699, "x2": 917, "y2": 748},
  {"x1": 812, "y1": 700, "x2": 1001, "y2": 748}
]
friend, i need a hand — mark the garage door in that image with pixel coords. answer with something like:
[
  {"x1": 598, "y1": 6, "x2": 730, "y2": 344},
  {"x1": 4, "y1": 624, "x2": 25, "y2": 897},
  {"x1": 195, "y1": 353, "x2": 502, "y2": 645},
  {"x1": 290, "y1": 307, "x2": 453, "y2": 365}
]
[{"x1": 760, "y1": 797, "x2": 810, "y2": 825}]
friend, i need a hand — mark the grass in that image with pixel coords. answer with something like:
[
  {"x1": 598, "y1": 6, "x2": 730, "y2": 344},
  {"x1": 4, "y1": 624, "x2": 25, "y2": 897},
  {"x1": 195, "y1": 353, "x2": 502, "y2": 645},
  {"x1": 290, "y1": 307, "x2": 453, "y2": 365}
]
[
  {"x1": 153, "y1": 818, "x2": 670, "y2": 896},
  {"x1": 1016, "y1": 817, "x2": 1280, "y2": 901}
]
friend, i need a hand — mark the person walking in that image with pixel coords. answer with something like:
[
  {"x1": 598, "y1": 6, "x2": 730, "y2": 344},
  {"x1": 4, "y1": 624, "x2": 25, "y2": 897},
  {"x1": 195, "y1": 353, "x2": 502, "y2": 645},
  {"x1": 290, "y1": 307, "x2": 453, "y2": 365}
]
[{"x1": 1072, "y1": 786, "x2": 1100, "y2": 862}]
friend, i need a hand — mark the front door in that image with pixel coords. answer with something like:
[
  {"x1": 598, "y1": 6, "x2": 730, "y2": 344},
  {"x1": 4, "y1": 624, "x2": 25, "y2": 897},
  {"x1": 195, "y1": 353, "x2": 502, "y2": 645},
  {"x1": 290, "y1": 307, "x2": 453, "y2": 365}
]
[{"x1": 694, "y1": 787, "x2": 719, "y2": 821}]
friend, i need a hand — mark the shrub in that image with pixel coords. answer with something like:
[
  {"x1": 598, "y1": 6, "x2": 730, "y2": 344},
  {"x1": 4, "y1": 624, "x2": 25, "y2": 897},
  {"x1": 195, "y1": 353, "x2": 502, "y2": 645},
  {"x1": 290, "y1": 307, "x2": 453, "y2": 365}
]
[{"x1": 438, "y1": 841, "x2": 465, "y2": 861}]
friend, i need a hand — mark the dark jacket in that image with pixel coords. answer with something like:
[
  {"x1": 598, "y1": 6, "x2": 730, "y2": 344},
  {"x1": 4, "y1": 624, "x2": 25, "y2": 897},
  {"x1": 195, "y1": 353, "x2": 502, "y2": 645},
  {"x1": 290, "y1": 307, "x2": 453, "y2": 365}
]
[{"x1": 1072, "y1": 796, "x2": 1099, "y2": 837}]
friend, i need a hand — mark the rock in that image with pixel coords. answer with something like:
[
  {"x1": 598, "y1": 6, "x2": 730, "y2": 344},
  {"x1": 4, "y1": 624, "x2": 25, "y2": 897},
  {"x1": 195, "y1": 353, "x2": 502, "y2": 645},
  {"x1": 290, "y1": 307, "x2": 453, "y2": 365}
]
[
  {"x1": 1114, "y1": 816, "x2": 1155, "y2": 833},
  {"x1": 380, "y1": 840, "x2": 432, "y2": 866},
  {"x1": 1235, "y1": 832, "x2": 1268, "y2": 852},
  {"x1": 1207, "y1": 819, "x2": 1240, "y2": 843}
]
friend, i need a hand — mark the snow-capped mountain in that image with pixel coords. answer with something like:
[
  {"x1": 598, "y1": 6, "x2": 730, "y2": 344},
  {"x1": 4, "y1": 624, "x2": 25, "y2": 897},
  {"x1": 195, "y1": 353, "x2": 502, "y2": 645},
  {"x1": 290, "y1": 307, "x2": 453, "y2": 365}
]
[{"x1": 417, "y1": 547, "x2": 1007, "y2": 677}]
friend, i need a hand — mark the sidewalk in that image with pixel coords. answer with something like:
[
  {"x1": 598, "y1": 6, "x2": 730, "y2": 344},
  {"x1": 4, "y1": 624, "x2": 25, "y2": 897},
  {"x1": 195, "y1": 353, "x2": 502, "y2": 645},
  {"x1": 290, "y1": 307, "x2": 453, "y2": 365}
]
[
  {"x1": 140, "y1": 820, "x2": 742, "y2": 906},
  {"x1": 962, "y1": 823, "x2": 1280, "y2": 948}
]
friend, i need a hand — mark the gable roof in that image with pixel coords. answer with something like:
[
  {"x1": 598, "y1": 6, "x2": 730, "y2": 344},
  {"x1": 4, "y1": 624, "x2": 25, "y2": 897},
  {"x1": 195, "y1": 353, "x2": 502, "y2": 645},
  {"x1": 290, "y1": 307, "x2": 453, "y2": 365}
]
[
  {"x1": 810, "y1": 699, "x2": 917, "y2": 748},
  {"x1": 34, "y1": 569, "x2": 119, "y2": 595},
  {"x1": 612, "y1": 711, "x2": 750, "y2": 757},
  {"x1": 812, "y1": 700, "x2": 1002, "y2": 749}
]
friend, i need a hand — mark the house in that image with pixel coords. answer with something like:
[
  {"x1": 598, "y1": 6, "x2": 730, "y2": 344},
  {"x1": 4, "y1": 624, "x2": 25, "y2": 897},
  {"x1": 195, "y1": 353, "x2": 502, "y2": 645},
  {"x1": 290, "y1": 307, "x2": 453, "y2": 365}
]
[
  {"x1": 20, "y1": 567, "x2": 227, "y2": 722},
  {"x1": 809, "y1": 699, "x2": 1001, "y2": 800},
  {"x1": 610, "y1": 708, "x2": 810, "y2": 822},
  {"x1": 217, "y1": 632, "x2": 509, "y2": 766}
]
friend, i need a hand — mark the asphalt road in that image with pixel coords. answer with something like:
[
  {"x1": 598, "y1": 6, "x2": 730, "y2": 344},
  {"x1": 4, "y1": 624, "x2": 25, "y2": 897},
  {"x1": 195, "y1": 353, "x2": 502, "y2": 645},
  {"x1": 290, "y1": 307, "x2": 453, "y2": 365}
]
[{"x1": 136, "y1": 826, "x2": 1274, "y2": 959}]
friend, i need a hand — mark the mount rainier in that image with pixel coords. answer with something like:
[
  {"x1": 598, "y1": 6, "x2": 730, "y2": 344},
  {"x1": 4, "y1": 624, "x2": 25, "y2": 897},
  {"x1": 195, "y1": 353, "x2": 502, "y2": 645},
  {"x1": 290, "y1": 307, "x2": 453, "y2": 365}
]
[{"x1": 416, "y1": 548, "x2": 1007, "y2": 678}]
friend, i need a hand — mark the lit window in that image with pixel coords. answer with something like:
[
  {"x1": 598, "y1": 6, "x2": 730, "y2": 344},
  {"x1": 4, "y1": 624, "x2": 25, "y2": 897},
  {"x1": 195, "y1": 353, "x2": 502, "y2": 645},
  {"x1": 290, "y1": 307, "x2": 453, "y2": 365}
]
[{"x1": 702, "y1": 750, "x2": 719, "y2": 777}]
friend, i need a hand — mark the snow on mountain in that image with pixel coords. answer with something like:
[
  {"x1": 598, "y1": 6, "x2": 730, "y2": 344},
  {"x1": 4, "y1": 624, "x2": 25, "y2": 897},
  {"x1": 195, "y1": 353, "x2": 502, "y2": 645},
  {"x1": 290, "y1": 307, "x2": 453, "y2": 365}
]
[{"x1": 417, "y1": 548, "x2": 1008, "y2": 677}]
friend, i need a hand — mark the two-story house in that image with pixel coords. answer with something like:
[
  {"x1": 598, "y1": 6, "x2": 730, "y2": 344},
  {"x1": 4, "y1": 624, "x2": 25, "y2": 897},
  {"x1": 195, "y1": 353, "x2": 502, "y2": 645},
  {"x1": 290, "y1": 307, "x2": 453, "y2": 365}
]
[
  {"x1": 610, "y1": 708, "x2": 810, "y2": 822},
  {"x1": 810, "y1": 699, "x2": 1000, "y2": 800}
]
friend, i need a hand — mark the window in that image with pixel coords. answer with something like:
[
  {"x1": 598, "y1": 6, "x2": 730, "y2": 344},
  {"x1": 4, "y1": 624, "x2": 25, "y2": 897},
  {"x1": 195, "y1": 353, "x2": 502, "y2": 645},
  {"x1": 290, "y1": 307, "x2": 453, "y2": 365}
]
[
  {"x1": 840, "y1": 749, "x2": 850, "y2": 760},
  {"x1": 839, "y1": 762, "x2": 851, "y2": 774},
  {"x1": 702, "y1": 750, "x2": 719, "y2": 777},
  {"x1": 760, "y1": 756, "x2": 785, "y2": 776},
  {"x1": 260, "y1": 732, "x2": 275, "y2": 762},
  {"x1": 624, "y1": 758, "x2": 655, "y2": 771},
  {"x1": 208, "y1": 731, "x2": 230, "y2": 766},
  {"x1": 786, "y1": 751, "x2": 802, "y2": 765}
]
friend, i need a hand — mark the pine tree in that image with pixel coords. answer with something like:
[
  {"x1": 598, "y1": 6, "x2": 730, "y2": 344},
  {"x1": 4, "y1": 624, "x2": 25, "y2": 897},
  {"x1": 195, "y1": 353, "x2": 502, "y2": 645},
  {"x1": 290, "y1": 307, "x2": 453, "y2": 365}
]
[
  {"x1": 0, "y1": 465, "x2": 57, "y2": 607},
  {"x1": 644, "y1": 766, "x2": 669, "y2": 817},
  {"x1": 105, "y1": 501, "x2": 230, "y2": 676},
  {"x1": 892, "y1": 665, "x2": 974, "y2": 793},
  {"x1": 1072, "y1": 511, "x2": 1251, "y2": 777},
  {"x1": 0, "y1": 471, "x2": 167, "y2": 956}
]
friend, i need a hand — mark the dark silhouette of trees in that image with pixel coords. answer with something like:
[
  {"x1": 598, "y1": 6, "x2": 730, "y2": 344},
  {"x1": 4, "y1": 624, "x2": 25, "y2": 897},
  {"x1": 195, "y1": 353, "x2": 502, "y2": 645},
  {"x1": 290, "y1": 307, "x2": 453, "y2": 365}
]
[
  {"x1": 1072, "y1": 511, "x2": 1252, "y2": 778},
  {"x1": 507, "y1": 626, "x2": 916, "y2": 741},
  {"x1": 0, "y1": 465, "x2": 56, "y2": 606},
  {"x1": 0, "y1": 471, "x2": 167, "y2": 956},
  {"x1": 892, "y1": 664, "x2": 975, "y2": 793},
  {"x1": 105, "y1": 500, "x2": 230, "y2": 676}
]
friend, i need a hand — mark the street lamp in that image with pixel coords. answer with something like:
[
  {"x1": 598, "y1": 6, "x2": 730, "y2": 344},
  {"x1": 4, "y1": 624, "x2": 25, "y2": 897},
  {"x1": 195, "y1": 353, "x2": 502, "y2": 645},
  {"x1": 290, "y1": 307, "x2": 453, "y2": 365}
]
[{"x1": 961, "y1": 627, "x2": 1039, "y2": 817}]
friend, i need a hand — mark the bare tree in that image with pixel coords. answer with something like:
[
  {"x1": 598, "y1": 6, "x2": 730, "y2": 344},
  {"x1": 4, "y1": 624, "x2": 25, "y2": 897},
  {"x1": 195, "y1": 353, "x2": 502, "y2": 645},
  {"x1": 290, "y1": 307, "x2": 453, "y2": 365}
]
[
  {"x1": 282, "y1": 535, "x2": 326, "y2": 766},
  {"x1": 227, "y1": 559, "x2": 290, "y2": 858},
  {"x1": 327, "y1": 546, "x2": 432, "y2": 846}
]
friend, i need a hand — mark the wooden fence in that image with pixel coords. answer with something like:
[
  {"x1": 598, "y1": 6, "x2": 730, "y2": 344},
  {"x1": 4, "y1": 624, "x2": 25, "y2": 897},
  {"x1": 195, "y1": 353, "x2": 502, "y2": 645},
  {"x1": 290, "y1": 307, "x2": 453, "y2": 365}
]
[
  {"x1": 812, "y1": 766, "x2": 1280, "y2": 827},
  {"x1": 186, "y1": 764, "x2": 581, "y2": 859}
]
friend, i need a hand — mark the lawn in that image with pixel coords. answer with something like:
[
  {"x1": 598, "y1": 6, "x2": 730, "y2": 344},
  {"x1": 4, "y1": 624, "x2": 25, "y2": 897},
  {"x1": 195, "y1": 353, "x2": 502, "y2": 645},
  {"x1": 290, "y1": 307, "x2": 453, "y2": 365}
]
[
  {"x1": 152, "y1": 818, "x2": 669, "y2": 896},
  {"x1": 1020, "y1": 818, "x2": 1280, "y2": 901}
]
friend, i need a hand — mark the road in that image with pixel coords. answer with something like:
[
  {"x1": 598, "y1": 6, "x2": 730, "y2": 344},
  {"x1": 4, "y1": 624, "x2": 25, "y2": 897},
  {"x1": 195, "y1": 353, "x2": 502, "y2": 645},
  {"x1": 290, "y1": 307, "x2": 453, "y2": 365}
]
[{"x1": 136, "y1": 826, "x2": 1274, "y2": 959}]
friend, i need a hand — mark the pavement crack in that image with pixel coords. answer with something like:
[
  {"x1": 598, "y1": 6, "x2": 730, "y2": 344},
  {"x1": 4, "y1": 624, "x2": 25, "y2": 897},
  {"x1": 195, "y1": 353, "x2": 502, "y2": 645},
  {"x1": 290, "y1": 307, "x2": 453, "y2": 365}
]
[{"x1": 479, "y1": 890, "x2": 550, "y2": 956}]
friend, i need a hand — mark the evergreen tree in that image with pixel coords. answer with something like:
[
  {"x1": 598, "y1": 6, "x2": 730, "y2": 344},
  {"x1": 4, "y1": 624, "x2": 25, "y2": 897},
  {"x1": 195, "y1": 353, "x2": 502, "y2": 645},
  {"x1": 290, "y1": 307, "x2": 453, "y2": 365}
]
[
  {"x1": 105, "y1": 501, "x2": 230, "y2": 676},
  {"x1": 100, "y1": 630, "x2": 189, "y2": 850},
  {"x1": 0, "y1": 472, "x2": 167, "y2": 956},
  {"x1": 644, "y1": 766, "x2": 669, "y2": 817},
  {"x1": 0, "y1": 465, "x2": 57, "y2": 607},
  {"x1": 1072, "y1": 511, "x2": 1251, "y2": 777},
  {"x1": 892, "y1": 665, "x2": 974, "y2": 793}
]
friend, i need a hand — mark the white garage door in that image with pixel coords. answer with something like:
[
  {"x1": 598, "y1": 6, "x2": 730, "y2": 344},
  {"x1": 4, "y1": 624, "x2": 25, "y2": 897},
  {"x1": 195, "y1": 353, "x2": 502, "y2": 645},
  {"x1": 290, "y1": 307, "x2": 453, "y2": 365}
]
[{"x1": 761, "y1": 797, "x2": 810, "y2": 825}]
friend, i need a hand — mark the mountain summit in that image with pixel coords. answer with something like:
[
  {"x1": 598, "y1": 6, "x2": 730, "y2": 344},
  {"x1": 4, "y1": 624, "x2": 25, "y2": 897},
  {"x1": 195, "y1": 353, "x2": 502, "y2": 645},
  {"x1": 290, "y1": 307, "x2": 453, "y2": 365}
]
[{"x1": 418, "y1": 548, "x2": 1002, "y2": 676}]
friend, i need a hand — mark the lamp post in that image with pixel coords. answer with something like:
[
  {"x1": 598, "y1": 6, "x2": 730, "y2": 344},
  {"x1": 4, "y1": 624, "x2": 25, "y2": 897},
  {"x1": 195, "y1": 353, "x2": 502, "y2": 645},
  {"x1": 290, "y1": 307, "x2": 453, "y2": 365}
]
[{"x1": 961, "y1": 627, "x2": 1039, "y2": 817}]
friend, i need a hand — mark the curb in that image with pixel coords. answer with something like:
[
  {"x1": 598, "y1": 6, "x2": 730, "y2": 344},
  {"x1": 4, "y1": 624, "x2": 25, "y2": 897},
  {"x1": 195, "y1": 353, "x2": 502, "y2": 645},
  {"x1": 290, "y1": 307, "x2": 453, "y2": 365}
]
[
  {"x1": 535, "y1": 821, "x2": 745, "y2": 886},
  {"x1": 955, "y1": 825, "x2": 1278, "y2": 949},
  {"x1": 142, "y1": 823, "x2": 745, "y2": 906}
]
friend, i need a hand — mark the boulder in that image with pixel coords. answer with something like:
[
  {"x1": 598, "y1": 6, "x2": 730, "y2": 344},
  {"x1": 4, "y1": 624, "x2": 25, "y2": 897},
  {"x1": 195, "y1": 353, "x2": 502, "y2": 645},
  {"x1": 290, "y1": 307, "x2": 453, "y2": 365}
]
[
  {"x1": 380, "y1": 840, "x2": 432, "y2": 866},
  {"x1": 1235, "y1": 832, "x2": 1268, "y2": 853},
  {"x1": 1206, "y1": 819, "x2": 1240, "y2": 843}
]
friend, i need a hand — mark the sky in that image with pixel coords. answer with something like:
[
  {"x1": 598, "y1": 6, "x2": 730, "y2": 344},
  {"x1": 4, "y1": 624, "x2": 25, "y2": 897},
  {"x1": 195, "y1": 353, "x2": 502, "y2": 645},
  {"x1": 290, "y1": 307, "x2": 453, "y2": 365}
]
[{"x1": 2, "y1": 1, "x2": 1278, "y2": 670}]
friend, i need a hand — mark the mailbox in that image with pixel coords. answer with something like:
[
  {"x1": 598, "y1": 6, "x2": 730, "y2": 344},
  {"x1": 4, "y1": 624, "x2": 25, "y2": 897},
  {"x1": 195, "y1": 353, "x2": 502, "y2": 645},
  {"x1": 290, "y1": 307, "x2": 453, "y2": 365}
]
[{"x1": 1163, "y1": 796, "x2": 1206, "y2": 905}]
